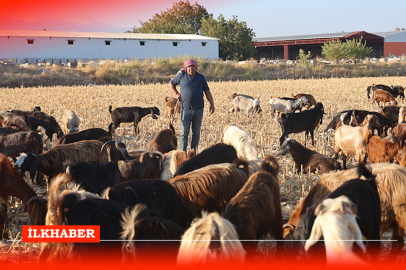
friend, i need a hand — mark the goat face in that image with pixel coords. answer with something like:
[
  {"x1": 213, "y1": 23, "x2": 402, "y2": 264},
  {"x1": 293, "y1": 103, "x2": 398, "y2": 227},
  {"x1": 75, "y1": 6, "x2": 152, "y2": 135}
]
[
  {"x1": 281, "y1": 138, "x2": 294, "y2": 155},
  {"x1": 253, "y1": 99, "x2": 262, "y2": 114},
  {"x1": 151, "y1": 107, "x2": 161, "y2": 120},
  {"x1": 15, "y1": 153, "x2": 38, "y2": 180}
]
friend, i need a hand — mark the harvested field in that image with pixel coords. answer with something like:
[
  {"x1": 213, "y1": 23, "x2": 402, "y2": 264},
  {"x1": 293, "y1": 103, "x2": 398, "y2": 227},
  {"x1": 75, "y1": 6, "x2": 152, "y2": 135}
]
[{"x1": 1, "y1": 76, "x2": 406, "y2": 264}]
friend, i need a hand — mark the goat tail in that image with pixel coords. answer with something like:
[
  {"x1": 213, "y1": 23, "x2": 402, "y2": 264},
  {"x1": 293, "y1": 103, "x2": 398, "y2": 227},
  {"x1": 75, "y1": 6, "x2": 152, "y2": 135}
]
[
  {"x1": 357, "y1": 163, "x2": 378, "y2": 190},
  {"x1": 47, "y1": 173, "x2": 71, "y2": 226},
  {"x1": 120, "y1": 204, "x2": 150, "y2": 240},
  {"x1": 108, "y1": 105, "x2": 112, "y2": 113},
  {"x1": 261, "y1": 155, "x2": 280, "y2": 178}
]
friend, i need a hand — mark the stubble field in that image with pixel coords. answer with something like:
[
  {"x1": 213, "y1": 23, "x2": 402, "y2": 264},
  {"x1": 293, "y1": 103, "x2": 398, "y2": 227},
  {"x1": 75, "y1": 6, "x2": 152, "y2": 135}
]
[{"x1": 1, "y1": 76, "x2": 406, "y2": 263}]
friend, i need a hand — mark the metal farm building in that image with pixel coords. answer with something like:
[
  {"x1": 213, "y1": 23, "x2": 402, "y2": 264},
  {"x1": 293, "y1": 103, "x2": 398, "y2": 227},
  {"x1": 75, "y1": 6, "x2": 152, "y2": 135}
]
[
  {"x1": 253, "y1": 30, "x2": 406, "y2": 60},
  {"x1": 0, "y1": 30, "x2": 219, "y2": 62}
]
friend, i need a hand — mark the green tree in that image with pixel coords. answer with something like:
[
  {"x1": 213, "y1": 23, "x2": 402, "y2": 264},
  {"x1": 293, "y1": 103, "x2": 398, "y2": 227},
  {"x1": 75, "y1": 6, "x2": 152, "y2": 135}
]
[
  {"x1": 297, "y1": 49, "x2": 312, "y2": 66},
  {"x1": 322, "y1": 38, "x2": 372, "y2": 63},
  {"x1": 345, "y1": 37, "x2": 373, "y2": 63},
  {"x1": 200, "y1": 14, "x2": 256, "y2": 60},
  {"x1": 321, "y1": 39, "x2": 349, "y2": 63},
  {"x1": 127, "y1": 1, "x2": 209, "y2": 35}
]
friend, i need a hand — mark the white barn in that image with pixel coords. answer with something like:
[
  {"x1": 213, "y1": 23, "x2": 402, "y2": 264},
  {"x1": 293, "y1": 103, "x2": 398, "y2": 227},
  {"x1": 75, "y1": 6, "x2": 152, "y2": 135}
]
[{"x1": 0, "y1": 30, "x2": 219, "y2": 62}]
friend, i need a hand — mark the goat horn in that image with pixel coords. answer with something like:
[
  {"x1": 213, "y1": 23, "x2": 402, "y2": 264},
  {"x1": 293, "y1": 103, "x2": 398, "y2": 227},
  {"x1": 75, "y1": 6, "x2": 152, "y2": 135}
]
[
  {"x1": 27, "y1": 196, "x2": 47, "y2": 204},
  {"x1": 101, "y1": 140, "x2": 115, "y2": 153}
]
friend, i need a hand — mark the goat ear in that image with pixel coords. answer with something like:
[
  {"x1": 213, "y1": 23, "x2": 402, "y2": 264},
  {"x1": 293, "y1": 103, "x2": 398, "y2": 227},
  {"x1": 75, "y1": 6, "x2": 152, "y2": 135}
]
[
  {"x1": 305, "y1": 219, "x2": 322, "y2": 252},
  {"x1": 314, "y1": 203, "x2": 325, "y2": 216},
  {"x1": 349, "y1": 221, "x2": 366, "y2": 253},
  {"x1": 29, "y1": 157, "x2": 38, "y2": 180}
]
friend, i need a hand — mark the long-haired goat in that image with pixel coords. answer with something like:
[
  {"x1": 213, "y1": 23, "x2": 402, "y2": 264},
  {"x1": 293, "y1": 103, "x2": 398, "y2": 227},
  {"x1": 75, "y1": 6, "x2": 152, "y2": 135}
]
[
  {"x1": 160, "y1": 150, "x2": 193, "y2": 181},
  {"x1": 169, "y1": 159, "x2": 249, "y2": 218},
  {"x1": 281, "y1": 138, "x2": 341, "y2": 174},
  {"x1": 177, "y1": 212, "x2": 246, "y2": 265},
  {"x1": 284, "y1": 163, "x2": 406, "y2": 261},
  {"x1": 38, "y1": 174, "x2": 126, "y2": 263},
  {"x1": 223, "y1": 125, "x2": 259, "y2": 161},
  {"x1": 0, "y1": 112, "x2": 30, "y2": 131},
  {"x1": 15, "y1": 140, "x2": 108, "y2": 182},
  {"x1": 173, "y1": 143, "x2": 238, "y2": 177},
  {"x1": 0, "y1": 131, "x2": 43, "y2": 160},
  {"x1": 222, "y1": 159, "x2": 283, "y2": 261},
  {"x1": 121, "y1": 204, "x2": 185, "y2": 264},
  {"x1": 305, "y1": 196, "x2": 369, "y2": 266},
  {"x1": 105, "y1": 178, "x2": 194, "y2": 229},
  {"x1": 147, "y1": 124, "x2": 177, "y2": 154},
  {"x1": 61, "y1": 109, "x2": 80, "y2": 134},
  {"x1": 54, "y1": 128, "x2": 112, "y2": 146},
  {"x1": 0, "y1": 153, "x2": 47, "y2": 239}
]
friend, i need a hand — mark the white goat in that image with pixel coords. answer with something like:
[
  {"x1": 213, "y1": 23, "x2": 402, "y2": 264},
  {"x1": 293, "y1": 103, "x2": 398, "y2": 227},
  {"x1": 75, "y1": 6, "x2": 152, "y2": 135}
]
[
  {"x1": 269, "y1": 96, "x2": 310, "y2": 115},
  {"x1": 177, "y1": 212, "x2": 246, "y2": 265},
  {"x1": 305, "y1": 196, "x2": 368, "y2": 266},
  {"x1": 160, "y1": 150, "x2": 189, "y2": 181},
  {"x1": 223, "y1": 125, "x2": 259, "y2": 161},
  {"x1": 62, "y1": 109, "x2": 80, "y2": 134},
  {"x1": 334, "y1": 114, "x2": 380, "y2": 169},
  {"x1": 229, "y1": 96, "x2": 261, "y2": 115}
]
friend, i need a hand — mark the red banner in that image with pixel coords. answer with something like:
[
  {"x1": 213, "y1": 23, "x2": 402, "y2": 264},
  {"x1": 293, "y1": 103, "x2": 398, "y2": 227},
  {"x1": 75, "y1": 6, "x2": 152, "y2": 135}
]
[{"x1": 22, "y1": 225, "x2": 100, "y2": 243}]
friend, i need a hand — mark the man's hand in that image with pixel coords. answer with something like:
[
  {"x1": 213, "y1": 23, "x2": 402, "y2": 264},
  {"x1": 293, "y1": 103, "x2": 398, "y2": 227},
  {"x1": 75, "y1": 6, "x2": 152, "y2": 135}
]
[
  {"x1": 176, "y1": 93, "x2": 182, "y2": 102},
  {"x1": 209, "y1": 104, "x2": 215, "y2": 114}
]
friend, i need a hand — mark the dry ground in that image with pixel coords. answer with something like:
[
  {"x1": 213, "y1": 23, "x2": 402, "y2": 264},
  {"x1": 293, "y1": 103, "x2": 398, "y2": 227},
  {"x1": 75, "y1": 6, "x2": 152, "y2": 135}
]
[{"x1": 0, "y1": 76, "x2": 406, "y2": 264}]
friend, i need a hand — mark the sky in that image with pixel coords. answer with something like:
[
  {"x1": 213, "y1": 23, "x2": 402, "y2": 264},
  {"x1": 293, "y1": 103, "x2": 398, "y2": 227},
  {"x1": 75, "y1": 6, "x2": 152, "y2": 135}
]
[{"x1": 0, "y1": 0, "x2": 405, "y2": 38}]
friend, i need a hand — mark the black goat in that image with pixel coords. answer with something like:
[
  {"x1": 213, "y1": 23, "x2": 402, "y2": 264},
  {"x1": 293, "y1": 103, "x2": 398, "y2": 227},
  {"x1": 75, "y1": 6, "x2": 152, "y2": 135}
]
[
  {"x1": 292, "y1": 164, "x2": 381, "y2": 261},
  {"x1": 108, "y1": 105, "x2": 160, "y2": 134},
  {"x1": 281, "y1": 138, "x2": 341, "y2": 174},
  {"x1": 54, "y1": 128, "x2": 112, "y2": 146},
  {"x1": 173, "y1": 143, "x2": 238, "y2": 176},
  {"x1": 66, "y1": 141, "x2": 128, "y2": 195},
  {"x1": 121, "y1": 204, "x2": 185, "y2": 264},
  {"x1": 25, "y1": 111, "x2": 64, "y2": 141},
  {"x1": 278, "y1": 102, "x2": 324, "y2": 146},
  {"x1": 106, "y1": 179, "x2": 194, "y2": 229}
]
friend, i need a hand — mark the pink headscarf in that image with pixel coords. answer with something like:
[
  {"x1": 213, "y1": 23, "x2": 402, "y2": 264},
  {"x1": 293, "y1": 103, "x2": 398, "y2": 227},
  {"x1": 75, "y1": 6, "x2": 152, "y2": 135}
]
[{"x1": 178, "y1": 59, "x2": 198, "y2": 74}]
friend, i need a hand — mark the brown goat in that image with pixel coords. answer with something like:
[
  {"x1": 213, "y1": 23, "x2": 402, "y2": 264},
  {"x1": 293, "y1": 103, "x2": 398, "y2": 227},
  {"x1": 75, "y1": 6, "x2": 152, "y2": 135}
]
[
  {"x1": 147, "y1": 124, "x2": 177, "y2": 154},
  {"x1": 0, "y1": 153, "x2": 47, "y2": 239},
  {"x1": 399, "y1": 106, "x2": 406, "y2": 124},
  {"x1": 372, "y1": 89, "x2": 397, "y2": 107},
  {"x1": 169, "y1": 159, "x2": 250, "y2": 217},
  {"x1": 284, "y1": 163, "x2": 406, "y2": 261},
  {"x1": 291, "y1": 93, "x2": 317, "y2": 107},
  {"x1": 381, "y1": 105, "x2": 399, "y2": 122},
  {"x1": 367, "y1": 136, "x2": 399, "y2": 163},
  {"x1": 222, "y1": 158, "x2": 283, "y2": 261},
  {"x1": 334, "y1": 114, "x2": 380, "y2": 169},
  {"x1": 165, "y1": 97, "x2": 180, "y2": 117},
  {"x1": 0, "y1": 112, "x2": 30, "y2": 131},
  {"x1": 391, "y1": 123, "x2": 406, "y2": 148}
]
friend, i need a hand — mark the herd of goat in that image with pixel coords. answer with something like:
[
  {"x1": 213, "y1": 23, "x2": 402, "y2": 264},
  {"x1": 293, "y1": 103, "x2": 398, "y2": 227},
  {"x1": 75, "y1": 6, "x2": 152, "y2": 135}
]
[{"x1": 0, "y1": 83, "x2": 406, "y2": 265}]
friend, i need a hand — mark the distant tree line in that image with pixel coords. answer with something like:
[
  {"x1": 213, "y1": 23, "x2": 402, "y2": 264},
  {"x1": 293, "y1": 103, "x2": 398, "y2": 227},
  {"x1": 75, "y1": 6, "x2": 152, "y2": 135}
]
[{"x1": 127, "y1": 1, "x2": 256, "y2": 61}]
